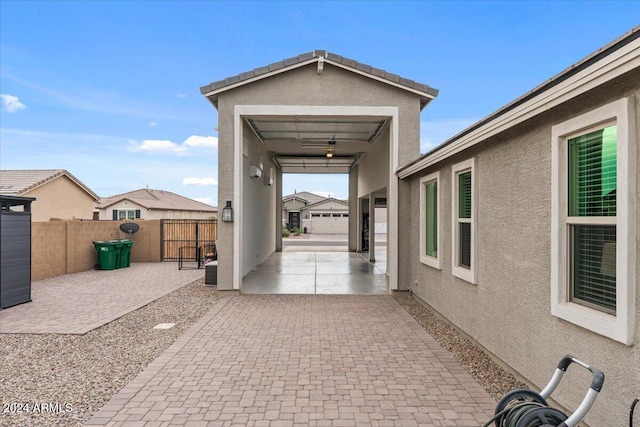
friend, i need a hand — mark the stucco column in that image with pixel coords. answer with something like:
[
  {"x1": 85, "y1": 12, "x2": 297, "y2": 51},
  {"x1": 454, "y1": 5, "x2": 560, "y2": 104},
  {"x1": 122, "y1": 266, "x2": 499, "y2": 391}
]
[
  {"x1": 368, "y1": 193, "x2": 375, "y2": 263},
  {"x1": 348, "y1": 166, "x2": 358, "y2": 252},
  {"x1": 276, "y1": 168, "x2": 283, "y2": 252}
]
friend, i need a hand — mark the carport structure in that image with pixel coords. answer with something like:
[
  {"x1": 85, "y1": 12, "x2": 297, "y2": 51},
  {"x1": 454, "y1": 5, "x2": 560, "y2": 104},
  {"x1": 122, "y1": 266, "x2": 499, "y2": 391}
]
[{"x1": 201, "y1": 51, "x2": 438, "y2": 293}]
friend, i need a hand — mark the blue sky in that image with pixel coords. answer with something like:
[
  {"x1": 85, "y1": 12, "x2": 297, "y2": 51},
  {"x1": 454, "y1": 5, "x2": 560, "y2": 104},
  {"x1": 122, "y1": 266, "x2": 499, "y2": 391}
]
[{"x1": 1, "y1": 1, "x2": 638, "y2": 205}]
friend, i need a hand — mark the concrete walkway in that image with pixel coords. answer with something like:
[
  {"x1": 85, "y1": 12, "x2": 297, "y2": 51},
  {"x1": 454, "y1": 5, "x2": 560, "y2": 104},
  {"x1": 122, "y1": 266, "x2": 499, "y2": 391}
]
[
  {"x1": 0, "y1": 263, "x2": 204, "y2": 334},
  {"x1": 86, "y1": 295, "x2": 495, "y2": 426}
]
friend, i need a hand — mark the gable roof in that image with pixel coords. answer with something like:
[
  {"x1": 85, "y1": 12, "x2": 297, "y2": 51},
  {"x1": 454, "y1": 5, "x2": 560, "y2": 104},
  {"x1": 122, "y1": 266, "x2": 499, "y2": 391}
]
[
  {"x1": 282, "y1": 191, "x2": 326, "y2": 205},
  {"x1": 97, "y1": 188, "x2": 217, "y2": 212},
  {"x1": 305, "y1": 197, "x2": 349, "y2": 210},
  {"x1": 201, "y1": 50, "x2": 438, "y2": 109},
  {"x1": 0, "y1": 169, "x2": 100, "y2": 201}
]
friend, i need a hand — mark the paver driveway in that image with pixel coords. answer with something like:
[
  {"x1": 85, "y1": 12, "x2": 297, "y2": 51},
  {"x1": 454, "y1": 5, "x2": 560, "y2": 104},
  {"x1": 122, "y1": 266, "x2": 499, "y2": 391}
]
[{"x1": 86, "y1": 295, "x2": 495, "y2": 426}]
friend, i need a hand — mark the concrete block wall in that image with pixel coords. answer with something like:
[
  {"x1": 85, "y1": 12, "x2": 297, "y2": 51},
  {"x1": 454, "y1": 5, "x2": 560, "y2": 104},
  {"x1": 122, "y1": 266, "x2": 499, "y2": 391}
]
[{"x1": 31, "y1": 220, "x2": 162, "y2": 281}]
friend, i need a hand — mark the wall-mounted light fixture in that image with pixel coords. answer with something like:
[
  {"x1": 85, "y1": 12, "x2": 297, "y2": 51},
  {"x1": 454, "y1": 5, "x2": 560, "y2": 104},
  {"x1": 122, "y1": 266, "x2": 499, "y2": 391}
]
[{"x1": 222, "y1": 200, "x2": 233, "y2": 222}]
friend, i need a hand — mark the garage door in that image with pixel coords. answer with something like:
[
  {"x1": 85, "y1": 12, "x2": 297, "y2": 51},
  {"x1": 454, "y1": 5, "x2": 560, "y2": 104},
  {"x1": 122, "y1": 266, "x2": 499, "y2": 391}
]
[{"x1": 310, "y1": 214, "x2": 348, "y2": 234}]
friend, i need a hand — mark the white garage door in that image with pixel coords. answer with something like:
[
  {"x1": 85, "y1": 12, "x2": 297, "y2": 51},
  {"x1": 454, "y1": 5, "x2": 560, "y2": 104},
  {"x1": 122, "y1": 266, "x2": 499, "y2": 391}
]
[{"x1": 310, "y1": 214, "x2": 348, "y2": 234}]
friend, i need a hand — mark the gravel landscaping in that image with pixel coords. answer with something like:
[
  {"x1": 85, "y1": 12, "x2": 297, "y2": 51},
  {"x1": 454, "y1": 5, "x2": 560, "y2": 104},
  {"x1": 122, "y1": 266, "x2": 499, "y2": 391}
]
[
  {"x1": 1, "y1": 281, "x2": 525, "y2": 427},
  {"x1": 0, "y1": 278, "x2": 220, "y2": 427},
  {"x1": 394, "y1": 295, "x2": 527, "y2": 400}
]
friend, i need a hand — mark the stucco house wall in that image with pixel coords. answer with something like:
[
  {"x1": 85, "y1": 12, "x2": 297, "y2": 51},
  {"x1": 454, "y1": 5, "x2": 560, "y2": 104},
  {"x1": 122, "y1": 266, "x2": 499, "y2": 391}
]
[
  {"x1": 400, "y1": 67, "x2": 639, "y2": 427},
  {"x1": 214, "y1": 62, "x2": 423, "y2": 289},
  {"x1": 22, "y1": 175, "x2": 97, "y2": 222},
  {"x1": 99, "y1": 199, "x2": 216, "y2": 220}
]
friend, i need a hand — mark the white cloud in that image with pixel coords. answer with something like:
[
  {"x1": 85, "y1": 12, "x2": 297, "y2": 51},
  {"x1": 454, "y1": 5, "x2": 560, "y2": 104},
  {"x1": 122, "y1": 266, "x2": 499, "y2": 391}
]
[
  {"x1": 311, "y1": 190, "x2": 335, "y2": 198},
  {"x1": 184, "y1": 135, "x2": 218, "y2": 149},
  {"x1": 0, "y1": 94, "x2": 27, "y2": 113},
  {"x1": 194, "y1": 197, "x2": 216, "y2": 206},
  {"x1": 177, "y1": 93, "x2": 187, "y2": 98},
  {"x1": 149, "y1": 121, "x2": 158, "y2": 127},
  {"x1": 129, "y1": 139, "x2": 187, "y2": 154},
  {"x1": 128, "y1": 134, "x2": 217, "y2": 155},
  {"x1": 420, "y1": 118, "x2": 479, "y2": 153},
  {"x1": 182, "y1": 177, "x2": 218, "y2": 186}
]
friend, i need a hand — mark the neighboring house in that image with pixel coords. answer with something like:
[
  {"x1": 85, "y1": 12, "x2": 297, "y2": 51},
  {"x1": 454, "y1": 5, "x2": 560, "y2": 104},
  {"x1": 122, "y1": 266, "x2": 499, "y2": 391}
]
[
  {"x1": 0, "y1": 169, "x2": 100, "y2": 222},
  {"x1": 97, "y1": 188, "x2": 217, "y2": 220},
  {"x1": 282, "y1": 192, "x2": 348, "y2": 233},
  {"x1": 202, "y1": 29, "x2": 639, "y2": 427}
]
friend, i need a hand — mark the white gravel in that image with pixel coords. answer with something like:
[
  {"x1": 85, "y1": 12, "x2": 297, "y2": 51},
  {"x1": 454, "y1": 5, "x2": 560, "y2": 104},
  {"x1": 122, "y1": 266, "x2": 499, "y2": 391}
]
[
  {"x1": 1, "y1": 284, "x2": 522, "y2": 426},
  {"x1": 0, "y1": 278, "x2": 219, "y2": 427}
]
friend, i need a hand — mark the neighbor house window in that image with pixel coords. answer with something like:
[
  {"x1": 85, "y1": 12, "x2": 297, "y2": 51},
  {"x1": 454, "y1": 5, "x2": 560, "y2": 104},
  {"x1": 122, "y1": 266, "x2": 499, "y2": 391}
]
[
  {"x1": 452, "y1": 159, "x2": 476, "y2": 283},
  {"x1": 112, "y1": 209, "x2": 141, "y2": 220},
  {"x1": 551, "y1": 97, "x2": 636, "y2": 345},
  {"x1": 420, "y1": 172, "x2": 440, "y2": 269}
]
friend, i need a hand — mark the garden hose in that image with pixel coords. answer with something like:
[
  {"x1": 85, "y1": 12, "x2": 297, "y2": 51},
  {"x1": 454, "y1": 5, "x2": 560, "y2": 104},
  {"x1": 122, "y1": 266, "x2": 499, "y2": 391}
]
[
  {"x1": 631, "y1": 395, "x2": 640, "y2": 427},
  {"x1": 482, "y1": 400, "x2": 566, "y2": 427}
]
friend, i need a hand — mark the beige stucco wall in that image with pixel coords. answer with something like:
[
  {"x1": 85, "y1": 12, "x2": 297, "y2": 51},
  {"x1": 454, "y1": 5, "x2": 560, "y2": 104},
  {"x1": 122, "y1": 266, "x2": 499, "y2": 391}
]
[
  {"x1": 242, "y1": 123, "x2": 277, "y2": 277},
  {"x1": 214, "y1": 63, "x2": 423, "y2": 291},
  {"x1": 401, "y1": 69, "x2": 640, "y2": 427},
  {"x1": 31, "y1": 220, "x2": 161, "y2": 281},
  {"x1": 358, "y1": 125, "x2": 391, "y2": 198},
  {"x1": 23, "y1": 175, "x2": 97, "y2": 222},
  {"x1": 99, "y1": 200, "x2": 216, "y2": 220}
]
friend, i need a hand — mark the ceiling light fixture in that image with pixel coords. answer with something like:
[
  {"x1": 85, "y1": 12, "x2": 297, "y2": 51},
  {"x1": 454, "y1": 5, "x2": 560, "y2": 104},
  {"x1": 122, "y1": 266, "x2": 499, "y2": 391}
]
[{"x1": 325, "y1": 137, "x2": 336, "y2": 159}]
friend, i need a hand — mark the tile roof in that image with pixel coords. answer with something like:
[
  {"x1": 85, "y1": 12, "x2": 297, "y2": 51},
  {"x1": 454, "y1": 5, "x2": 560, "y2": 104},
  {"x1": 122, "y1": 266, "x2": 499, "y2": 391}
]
[
  {"x1": 200, "y1": 50, "x2": 438, "y2": 104},
  {"x1": 98, "y1": 188, "x2": 217, "y2": 212},
  {"x1": 0, "y1": 169, "x2": 100, "y2": 200},
  {"x1": 282, "y1": 191, "x2": 326, "y2": 205},
  {"x1": 304, "y1": 197, "x2": 349, "y2": 210}
]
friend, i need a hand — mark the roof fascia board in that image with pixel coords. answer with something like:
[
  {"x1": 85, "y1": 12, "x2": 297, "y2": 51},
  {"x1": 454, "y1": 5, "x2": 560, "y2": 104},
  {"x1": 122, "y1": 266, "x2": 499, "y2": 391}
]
[
  {"x1": 398, "y1": 37, "x2": 640, "y2": 179},
  {"x1": 203, "y1": 57, "x2": 435, "y2": 102},
  {"x1": 202, "y1": 58, "x2": 318, "y2": 98},
  {"x1": 22, "y1": 171, "x2": 100, "y2": 201},
  {"x1": 323, "y1": 58, "x2": 436, "y2": 100}
]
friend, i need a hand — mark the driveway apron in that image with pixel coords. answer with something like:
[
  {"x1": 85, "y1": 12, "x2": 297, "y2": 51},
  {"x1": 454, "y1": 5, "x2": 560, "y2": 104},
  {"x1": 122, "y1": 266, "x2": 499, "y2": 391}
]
[{"x1": 86, "y1": 295, "x2": 495, "y2": 426}]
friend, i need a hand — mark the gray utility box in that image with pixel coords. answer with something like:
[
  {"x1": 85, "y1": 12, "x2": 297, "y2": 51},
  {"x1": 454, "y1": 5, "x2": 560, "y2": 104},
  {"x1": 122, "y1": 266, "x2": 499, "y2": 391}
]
[{"x1": 1, "y1": 195, "x2": 35, "y2": 309}]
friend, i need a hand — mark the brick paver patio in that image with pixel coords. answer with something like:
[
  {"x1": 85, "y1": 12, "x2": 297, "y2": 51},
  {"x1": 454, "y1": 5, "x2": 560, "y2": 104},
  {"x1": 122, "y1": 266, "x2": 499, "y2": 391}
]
[
  {"x1": 0, "y1": 263, "x2": 204, "y2": 334},
  {"x1": 86, "y1": 295, "x2": 495, "y2": 426}
]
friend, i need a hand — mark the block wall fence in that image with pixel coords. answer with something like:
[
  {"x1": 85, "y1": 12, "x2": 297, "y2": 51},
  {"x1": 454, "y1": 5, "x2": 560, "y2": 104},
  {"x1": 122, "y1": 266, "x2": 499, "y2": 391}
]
[{"x1": 31, "y1": 220, "x2": 162, "y2": 281}]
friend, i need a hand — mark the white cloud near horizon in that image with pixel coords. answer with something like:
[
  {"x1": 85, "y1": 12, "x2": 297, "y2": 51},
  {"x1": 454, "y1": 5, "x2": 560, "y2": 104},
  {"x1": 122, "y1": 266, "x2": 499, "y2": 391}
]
[
  {"x1": 129, "y1": 139, "x2": 187, "y2": 154},
  {"x1": 149, "y1": 121, "x2": 158, "y2": 127},
  {"x1": 128, "y1": 134, "x2": 217, "y2": 155},
  {"x1": 182, "y1": 177, "x2": 218, "y2": 186},
  {"x1": 194, "y1": 197, "x2": 216, "y2": 206},
  {"x1": 420, "y1": 118, "x2": 479, "y2": 154},
  {"x1": 177, "y1": 93, "x2": 187, "y2": 98},
  {"x1": 183, "y1": 135, "x2": 218, "y2": 148},
  {"x1": 0, "y1": 94, "x2": 27, "y2": 113}
]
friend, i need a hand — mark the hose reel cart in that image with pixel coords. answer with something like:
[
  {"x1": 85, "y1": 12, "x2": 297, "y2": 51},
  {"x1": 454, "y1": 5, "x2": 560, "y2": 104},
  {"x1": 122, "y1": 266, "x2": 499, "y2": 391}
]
[{"x1": 483, "y1": 355, "x2": 604, "y2": 427}]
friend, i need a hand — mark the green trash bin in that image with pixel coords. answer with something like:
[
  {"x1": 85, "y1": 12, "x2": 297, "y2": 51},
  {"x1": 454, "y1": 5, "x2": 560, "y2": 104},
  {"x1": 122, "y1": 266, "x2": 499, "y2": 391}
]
[
  {"x1": 93, "y1": 241, "x2": 121, "y2": 270},
  {"x1": 119, "y1": 239, "x2": 133, "y2": 268}
]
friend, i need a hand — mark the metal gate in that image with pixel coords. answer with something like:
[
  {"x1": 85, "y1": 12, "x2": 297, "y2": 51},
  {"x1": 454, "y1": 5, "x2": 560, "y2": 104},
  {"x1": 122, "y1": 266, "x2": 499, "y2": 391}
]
[{"x1": 160, "y1": 219, "x2": 217, "y2": 265}]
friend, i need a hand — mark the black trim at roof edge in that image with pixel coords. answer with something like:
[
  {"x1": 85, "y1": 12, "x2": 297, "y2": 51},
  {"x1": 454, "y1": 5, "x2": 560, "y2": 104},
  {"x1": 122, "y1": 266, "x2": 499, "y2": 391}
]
[{"x1": 397, "y1": 25, "x2": 640, "y2": 176}]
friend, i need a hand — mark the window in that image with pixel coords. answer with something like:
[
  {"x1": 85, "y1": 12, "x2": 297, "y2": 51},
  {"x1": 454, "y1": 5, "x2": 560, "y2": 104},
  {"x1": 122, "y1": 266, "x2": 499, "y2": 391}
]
[
  {"x1": 551, "y1": 97, "x2": 636, "y2": 345},
  {"x1": 112, "y1": 209, "x2": 141, "y2": 220},
  {"x1": 420, "y1": 172, "x2": 440, "y2": 269},
  {"x1": 452, "y1": 159, "x2": 476, "y2": 283}
]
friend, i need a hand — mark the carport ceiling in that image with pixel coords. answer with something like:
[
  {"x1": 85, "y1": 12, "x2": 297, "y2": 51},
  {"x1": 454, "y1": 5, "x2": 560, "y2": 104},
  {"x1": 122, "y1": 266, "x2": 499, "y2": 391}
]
[{"x1": 245, "y1": 116, "x2": 388, "y2": 174}]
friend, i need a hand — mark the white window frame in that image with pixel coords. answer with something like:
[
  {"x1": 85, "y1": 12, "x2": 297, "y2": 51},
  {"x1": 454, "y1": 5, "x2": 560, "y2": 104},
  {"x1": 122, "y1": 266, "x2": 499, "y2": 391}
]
[
  {"x1": 551, "y1": 97, "x2": 636, "y2": 345},
  {"x1": 451, "y1": 158, "x2": 477, "y2": 284},
  {"x1": 420, "y1": 171, "x2": 440, "y2": 269}
]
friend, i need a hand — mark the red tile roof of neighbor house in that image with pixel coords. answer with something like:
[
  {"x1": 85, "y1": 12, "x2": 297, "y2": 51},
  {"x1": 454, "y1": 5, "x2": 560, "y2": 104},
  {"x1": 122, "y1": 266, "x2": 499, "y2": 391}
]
[
  {"x1": 98, "y1": 188, "x2": 217, "y2": 212},
  {"x1": 0, "y1": 169, "x2": 100, "y2": 200}
]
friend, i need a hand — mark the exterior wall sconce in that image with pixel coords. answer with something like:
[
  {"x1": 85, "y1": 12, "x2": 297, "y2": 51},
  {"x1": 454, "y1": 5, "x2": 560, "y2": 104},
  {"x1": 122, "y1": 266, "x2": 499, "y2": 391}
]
[{"x1": 222, "y1": 200, "x2": 233, "y2": 222}]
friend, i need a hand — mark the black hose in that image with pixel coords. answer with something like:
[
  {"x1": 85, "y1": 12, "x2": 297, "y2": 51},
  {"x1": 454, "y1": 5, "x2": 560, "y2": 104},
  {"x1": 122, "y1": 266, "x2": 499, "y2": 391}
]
[{"x1": 631, "y1": 396, "x2": 639, "y2": 427}]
